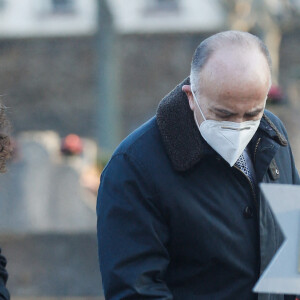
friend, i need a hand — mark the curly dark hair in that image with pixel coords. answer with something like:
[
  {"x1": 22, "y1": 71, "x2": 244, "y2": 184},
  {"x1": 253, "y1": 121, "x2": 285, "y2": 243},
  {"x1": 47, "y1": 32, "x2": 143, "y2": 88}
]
[{"x1": 0, "y1": 103, "x2": 11, "y2": 173}]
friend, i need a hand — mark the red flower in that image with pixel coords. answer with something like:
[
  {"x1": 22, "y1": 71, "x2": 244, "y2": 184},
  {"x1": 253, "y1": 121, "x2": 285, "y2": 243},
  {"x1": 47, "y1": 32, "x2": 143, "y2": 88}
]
[
  {"x1": 61, "y1": 134, "x2": 83, "y2": 156},
  {"x1": 268, "y1": 85, "x2": 283, "y2": 102}
]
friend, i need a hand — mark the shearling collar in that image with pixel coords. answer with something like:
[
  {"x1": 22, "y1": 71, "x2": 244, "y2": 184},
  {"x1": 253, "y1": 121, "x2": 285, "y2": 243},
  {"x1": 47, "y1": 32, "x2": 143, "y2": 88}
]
[{"x1": 156, "y1": 77, "x2": 288, "y2": 172}]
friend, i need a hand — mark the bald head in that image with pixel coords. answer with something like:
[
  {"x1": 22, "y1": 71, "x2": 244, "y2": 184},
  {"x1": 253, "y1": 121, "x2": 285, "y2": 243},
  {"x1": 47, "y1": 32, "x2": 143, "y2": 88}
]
[
  {"x1": 190, "y1": 31, "x2": 272, "y2": 94},
  {"x1": 183, "y1": 31, "x2": 271, "y2": 126}
]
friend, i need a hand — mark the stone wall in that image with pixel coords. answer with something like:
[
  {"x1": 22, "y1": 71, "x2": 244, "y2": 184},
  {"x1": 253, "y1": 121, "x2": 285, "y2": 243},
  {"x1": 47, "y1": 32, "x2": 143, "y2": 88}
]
[
  {"x1": 0, "y1": 32, "x2": 212, "y2": 140},
  {"x1": 0, "y1": 30, "x2": 300, "y2": 167},
  {"x1": 0, "y1": 37, "x2": 98, "y2": 138},
  {"x1": 118, "y1": 32, "x2": 211, "y2": 136}
]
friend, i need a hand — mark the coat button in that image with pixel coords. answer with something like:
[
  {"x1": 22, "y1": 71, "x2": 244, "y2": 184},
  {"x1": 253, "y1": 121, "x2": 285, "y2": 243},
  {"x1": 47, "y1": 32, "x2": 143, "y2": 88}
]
[{"x1": 243, "y1": 206, "x2": 254, "y2": 219}]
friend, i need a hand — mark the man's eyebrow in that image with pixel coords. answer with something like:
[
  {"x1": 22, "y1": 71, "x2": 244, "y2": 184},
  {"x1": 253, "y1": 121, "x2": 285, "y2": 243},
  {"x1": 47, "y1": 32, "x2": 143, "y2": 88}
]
[
  {"x1": 244, "y1": 107, "x2": 264, "y2": 116},
  {"x1": 211, "y1": 107, "x2": 238, "y2": 116}
]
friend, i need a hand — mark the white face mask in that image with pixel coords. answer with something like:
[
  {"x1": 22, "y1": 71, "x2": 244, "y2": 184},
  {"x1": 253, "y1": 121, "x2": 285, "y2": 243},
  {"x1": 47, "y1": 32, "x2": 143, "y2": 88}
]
[{"x1": 192, "y1": 90, "x2": 261, "y2": 167}]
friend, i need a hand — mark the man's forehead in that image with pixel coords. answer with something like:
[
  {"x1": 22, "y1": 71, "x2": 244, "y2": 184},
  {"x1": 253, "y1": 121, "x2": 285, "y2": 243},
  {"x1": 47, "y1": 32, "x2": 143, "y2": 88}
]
[
  {"x1": 203, "y1": 46, "x2": 270, "y2": 81},
  {"x1": 215, "y1": 84, "x2": 268, "y2": 101},
  {"x1": 199, "y1": 49, "x2": 270, "y2": 100},
  {"x1": 209, "y1": 44, "x2": 265, "y2": 66}
]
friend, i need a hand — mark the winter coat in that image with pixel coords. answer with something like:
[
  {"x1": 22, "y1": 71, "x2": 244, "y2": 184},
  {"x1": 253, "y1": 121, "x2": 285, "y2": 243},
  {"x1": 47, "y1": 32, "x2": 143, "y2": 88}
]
[
  {"x1": 97, "y1": 78, "x2": 300, "y2": 300},
  {"x1": 0, "y1": 248, "x2": 9, "y2": 300}
]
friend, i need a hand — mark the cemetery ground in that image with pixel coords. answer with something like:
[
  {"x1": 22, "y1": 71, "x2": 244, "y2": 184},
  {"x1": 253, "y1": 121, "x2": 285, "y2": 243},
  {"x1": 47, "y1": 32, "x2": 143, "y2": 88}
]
[{"x1": 0, "y1": 131, "x2": 104, "y2": 299}]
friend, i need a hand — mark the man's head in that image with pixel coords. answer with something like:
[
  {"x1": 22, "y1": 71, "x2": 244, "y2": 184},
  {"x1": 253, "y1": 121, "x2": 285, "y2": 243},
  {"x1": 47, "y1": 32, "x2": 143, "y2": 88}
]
[{"x1": 183, "y1": 31, "x2": 271, "y2": 125}]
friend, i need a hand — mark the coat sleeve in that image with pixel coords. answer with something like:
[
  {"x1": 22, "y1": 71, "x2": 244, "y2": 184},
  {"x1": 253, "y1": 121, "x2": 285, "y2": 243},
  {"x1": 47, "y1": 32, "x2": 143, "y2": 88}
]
[
  {"x1": 0, "y1": 248, "x2": 9, "y2": 300},
  {"x1": 276, "y1": 117, "x2": 300, "y2": 185},
  {"x1": 97, "y1": 153, "x2": 172, "y2": 300}
]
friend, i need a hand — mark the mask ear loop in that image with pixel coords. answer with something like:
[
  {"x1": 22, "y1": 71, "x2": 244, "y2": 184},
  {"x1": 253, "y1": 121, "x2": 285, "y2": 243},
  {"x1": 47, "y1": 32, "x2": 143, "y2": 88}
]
[{"x1": 191, "y1": 90, "x2": 206, "y2": 121}]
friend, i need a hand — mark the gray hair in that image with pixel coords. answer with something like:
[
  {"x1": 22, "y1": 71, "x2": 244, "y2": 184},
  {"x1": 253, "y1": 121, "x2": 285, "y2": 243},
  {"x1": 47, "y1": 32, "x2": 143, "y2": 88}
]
[{"x1": 190, "y1": 31, "x2": 272, "y2": 94}]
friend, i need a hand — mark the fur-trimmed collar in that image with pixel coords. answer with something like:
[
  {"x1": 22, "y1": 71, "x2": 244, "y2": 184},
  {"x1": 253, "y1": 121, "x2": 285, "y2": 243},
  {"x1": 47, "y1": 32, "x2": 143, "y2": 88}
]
[{"x1": 156, "y1": 77, "x2": 288, "y2": 172}]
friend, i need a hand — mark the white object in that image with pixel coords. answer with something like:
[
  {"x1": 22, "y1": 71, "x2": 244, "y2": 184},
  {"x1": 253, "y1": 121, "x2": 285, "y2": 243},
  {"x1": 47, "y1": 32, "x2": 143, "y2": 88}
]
[
  {"x1": 253, "y1": 183, "x2": 300, "y2": 295},
  {"x1": 0, "y1": 0, "x2": 98, "y2": 38},
  {"x1": 192, "y1": 90, "x2": 260, "y2": 166},
  {"x1": 107, "y1": 0, "x2": 226, "y2": 34}
]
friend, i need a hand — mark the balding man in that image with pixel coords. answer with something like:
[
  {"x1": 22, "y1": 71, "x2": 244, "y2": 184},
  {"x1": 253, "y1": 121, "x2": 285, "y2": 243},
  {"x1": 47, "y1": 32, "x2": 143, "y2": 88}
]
[{"x1": 97, "y1": 31, "x2": 300, "y2": 300}]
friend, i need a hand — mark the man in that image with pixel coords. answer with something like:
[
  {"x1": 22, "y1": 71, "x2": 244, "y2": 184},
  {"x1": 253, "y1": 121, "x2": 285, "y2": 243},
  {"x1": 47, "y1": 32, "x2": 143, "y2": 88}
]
[{"x1": 97, "y1": 31, "x2": 300, "y2": 300}]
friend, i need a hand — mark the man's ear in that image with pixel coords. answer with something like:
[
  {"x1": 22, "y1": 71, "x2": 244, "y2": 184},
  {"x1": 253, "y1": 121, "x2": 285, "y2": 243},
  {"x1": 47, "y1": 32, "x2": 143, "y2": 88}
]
[
  {"x1": 182, "y1": 85, "x2": 195, "y2": 111},
  {"x1": 182, "y1": 85, "x2": 191, "y2": 94}
]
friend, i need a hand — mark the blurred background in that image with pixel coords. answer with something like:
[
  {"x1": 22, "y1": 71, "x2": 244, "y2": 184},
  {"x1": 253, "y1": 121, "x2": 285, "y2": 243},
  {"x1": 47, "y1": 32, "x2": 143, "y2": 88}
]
[{"x1": 0, "y1": 0, "x2": 300, "y2": 299}]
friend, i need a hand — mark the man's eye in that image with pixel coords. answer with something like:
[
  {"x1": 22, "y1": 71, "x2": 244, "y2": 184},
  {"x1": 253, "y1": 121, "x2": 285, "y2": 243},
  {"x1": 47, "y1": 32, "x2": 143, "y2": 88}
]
[
  {"x1": 245, "y1": 114, "x2": 259, "y2": 119},
  {"x1": 252, "y1": 112, "x2": 260, "y2": 116},
  {"x1": 217, "y1": 114, "x2": 231, "y2": 119}
]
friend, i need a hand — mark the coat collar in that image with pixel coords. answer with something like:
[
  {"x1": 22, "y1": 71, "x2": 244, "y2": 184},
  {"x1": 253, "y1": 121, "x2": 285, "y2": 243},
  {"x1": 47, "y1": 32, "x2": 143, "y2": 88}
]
[{"x1": 156, "y1": 77, "x2": 288, "y2": 172}]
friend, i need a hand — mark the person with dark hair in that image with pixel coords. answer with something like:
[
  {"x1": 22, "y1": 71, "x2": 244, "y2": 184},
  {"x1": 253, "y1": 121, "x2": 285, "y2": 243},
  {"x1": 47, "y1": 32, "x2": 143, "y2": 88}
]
[
  {"x1": 0, "y1": 103, "x2": 11, "y2": 300},
  {"x1": 97, "y1": 31, "x2": 299, "y2": 300}
]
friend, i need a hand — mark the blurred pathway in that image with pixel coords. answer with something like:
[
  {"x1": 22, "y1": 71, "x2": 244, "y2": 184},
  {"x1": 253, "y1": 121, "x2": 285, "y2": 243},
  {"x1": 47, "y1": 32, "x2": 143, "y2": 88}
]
[
  {"x1": 0, "y1": 132, "x2": 103, "y2": 298},
  {"x1": 1, "y1": 233, "x2": 102, "y2": 297}
]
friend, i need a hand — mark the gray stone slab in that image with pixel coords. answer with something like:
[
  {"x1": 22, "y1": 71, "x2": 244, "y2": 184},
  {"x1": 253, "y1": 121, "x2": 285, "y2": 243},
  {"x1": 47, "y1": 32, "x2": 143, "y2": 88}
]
[{"x1": 0, "y1": 139, "x2": 97, "y2": 233}]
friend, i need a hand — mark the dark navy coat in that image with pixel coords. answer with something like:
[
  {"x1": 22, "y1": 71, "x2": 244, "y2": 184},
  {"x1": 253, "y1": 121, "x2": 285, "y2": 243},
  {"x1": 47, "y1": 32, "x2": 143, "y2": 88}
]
[
  {"x1": 97, "y1": 79, "x2": 300, "y2": 300},
  {"x1": 0, "y1": 248, "x2": 9, "y2": 300}
]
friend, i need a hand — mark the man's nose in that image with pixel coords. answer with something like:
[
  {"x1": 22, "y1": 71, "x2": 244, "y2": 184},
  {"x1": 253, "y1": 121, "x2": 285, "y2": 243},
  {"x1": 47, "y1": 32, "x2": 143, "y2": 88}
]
[{"x1": 231, "y1": 116, "x2": 245, "y2": 123}]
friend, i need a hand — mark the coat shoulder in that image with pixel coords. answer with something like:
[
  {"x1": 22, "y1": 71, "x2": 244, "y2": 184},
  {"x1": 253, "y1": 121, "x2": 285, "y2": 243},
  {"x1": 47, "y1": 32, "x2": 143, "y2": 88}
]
[
  {"x1": 114, "y1": 117, "x2": 160, "y2": 156},
  {"x1": 100, "y1": 116, "x2": 167, "y2": 194},
  {"x1": 264, "y1": 109, "x2": 287, "y2": 134},
  {"x1": 104, "y1": 117, "x2": 165, "y2": 172}
]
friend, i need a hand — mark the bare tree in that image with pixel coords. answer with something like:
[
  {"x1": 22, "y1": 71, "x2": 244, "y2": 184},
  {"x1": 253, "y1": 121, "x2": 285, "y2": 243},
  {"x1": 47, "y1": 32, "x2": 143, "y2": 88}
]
[{"x1": 223, "y1": 0, "x2": 300, "y2": 84}]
